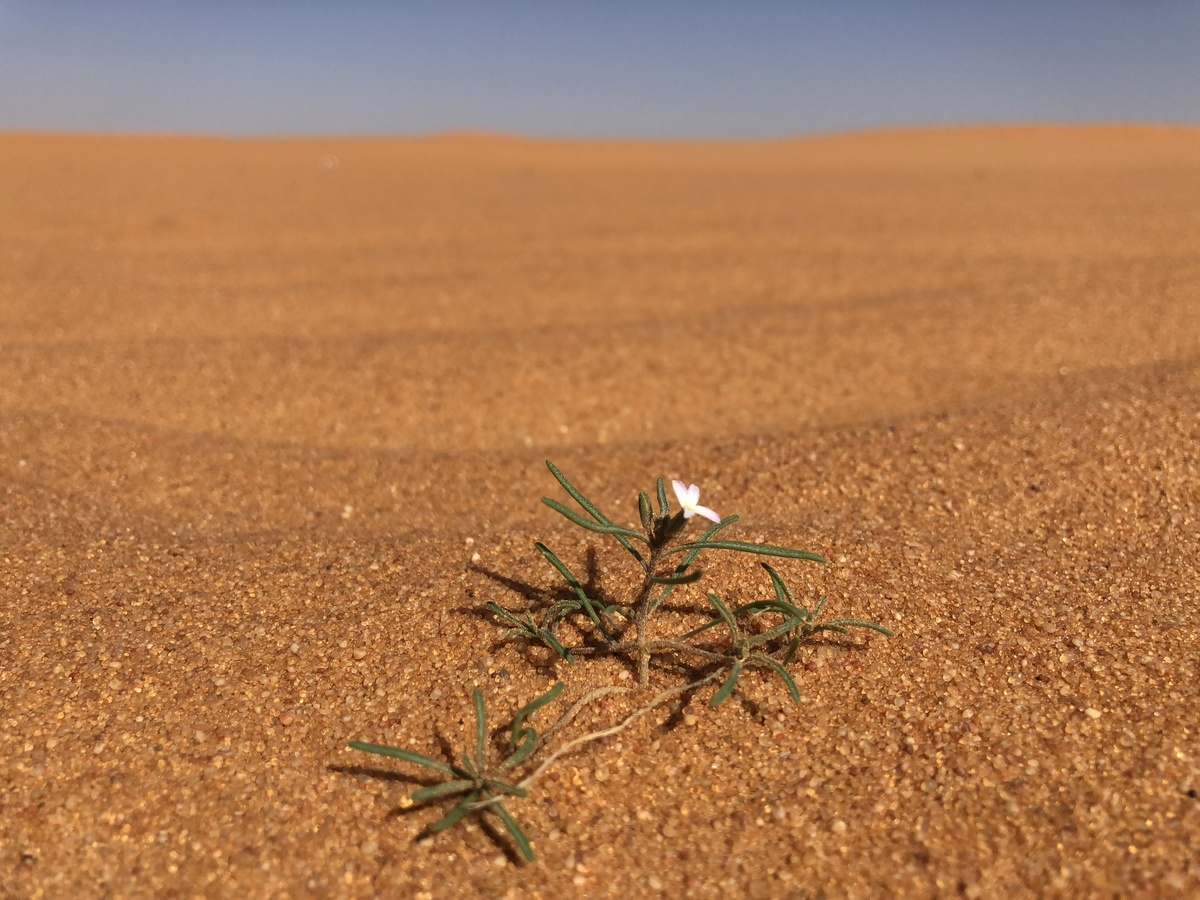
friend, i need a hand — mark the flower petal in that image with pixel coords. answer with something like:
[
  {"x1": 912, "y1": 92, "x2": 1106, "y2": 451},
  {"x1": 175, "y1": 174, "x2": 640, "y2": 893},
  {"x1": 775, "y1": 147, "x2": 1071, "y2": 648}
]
[
  {"x1": 685, "y1": 484, "x2": 701, "y2": 506},
  {"x1": 671, "y1": 480, "x2": 689, "y2": 507},
  {"x1": 692, "y1": 504, "x2": 721, "y2": 523}
]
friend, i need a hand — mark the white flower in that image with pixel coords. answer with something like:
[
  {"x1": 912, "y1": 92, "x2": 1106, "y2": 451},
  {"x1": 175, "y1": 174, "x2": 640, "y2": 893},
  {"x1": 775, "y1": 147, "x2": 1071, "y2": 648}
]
[{"x1": 671, "y1": 480, "x2": 721, "y2": 523}]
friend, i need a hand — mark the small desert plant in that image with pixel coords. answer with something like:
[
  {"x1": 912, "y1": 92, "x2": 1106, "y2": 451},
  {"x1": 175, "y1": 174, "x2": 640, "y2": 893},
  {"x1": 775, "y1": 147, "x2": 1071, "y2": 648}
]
[
  {"x1": 349, "y1": 683, "x2": 562, "y2": 862},
  {"x1": 349, "y1": 461, "x2": 892, "y2": 862}
]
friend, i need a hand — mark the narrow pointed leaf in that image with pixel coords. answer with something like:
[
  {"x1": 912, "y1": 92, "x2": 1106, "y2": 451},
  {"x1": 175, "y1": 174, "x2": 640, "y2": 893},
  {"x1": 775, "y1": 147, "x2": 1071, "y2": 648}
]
[
  {"x1": 747, "y1": 617, "x2": 803, "y2": 647},
  {"x1": 655, "y1": 477, "x2": 669, "y2": 517},
  {"x1": 782, "y1": 634, "x2": 801, "y2": 665},
  {"x1": 534, "y1": 542, "x2": 608, "y2": 635},
  {"x1": 541, "y1": 602, "x2": 581, "y2": 632},
  {"x1": 545, "y1": 460, "x2": 646, "y2": 564},
  {"x1": 711, "y1": 663, "x2": 742, "y2": 707},
  {"x1": 411, "y1": 780, "x2": 477, "y2": 803},
  {"x1": 487, "y1": 602, "x2": 538, "y2": 635},
  {"x1": 459, "y1": 753, "x2": 478, "y2": 778},
  {"x1": 431, "y1": 792, "x2": 480, "y2": 833},
  {"x1": 545, "y1": 459, "x2": 609, "y2": 523},
  {"x1": 510, "y1": 682, "x2": 564, "y2": 745},
  {"x1": 500, "y1": 735, "x2": 534, "y2": 771},
  {"x1": 809, "y1": 623, "x2": 850, "y2": 635},
  {"x1": 732, "y1": 598, "x2": 806, "y2": 620},
  {"x1": 696, "y1": 514, "x2": 738, "y2": 542},
  {"x1": 669, "y1": 540, "x2": 826, "y2": 562},
  {"x1": 821, "y1": 618, "x2": 894, "y2": 636},
  {"x1": 473, "y1": 689, "x2": 488, "y2": 772},
  {"x1": 538, "y1": 628, "x2": 575, "y2": 662},
  {"x1": 651, "y1": 514, "x2": 739, "y2": 610},
  {"x1": 647, "y1": 568, "x2": 704, "y2": 585},
  {"x1": 761, "y1": 563, "x2": 796, "y2": 606},
  {"x1": 482, "y1": 779, "x2": 528, "y2": 799},
  {"x1": 348, "y1": 741, "x2": 455, "y2": 776},
  {"x1": 812, "y1": 594, "x2": 829, "y2": 618},
  {"x1": 677, "y1": 617, "x2": 725, "y2": 640},
  {"x1": 705, "y1": 591, "x2": 739, "y2": 639},
  {"x1": 492, "y1": 801, "x2": 535, "y2": 863},
  {"x1": 541, "y1": 498, "x2": 648, "y2": 542},
  {"x1": 500, "y1": 681, "x2": 565, "y2": 772},
  {"x1": 638, "y1": 491, "x2": 654, "y2": 534},
  {"x1": 755, "y1": 655, "x2": 801, "y2": 704}
]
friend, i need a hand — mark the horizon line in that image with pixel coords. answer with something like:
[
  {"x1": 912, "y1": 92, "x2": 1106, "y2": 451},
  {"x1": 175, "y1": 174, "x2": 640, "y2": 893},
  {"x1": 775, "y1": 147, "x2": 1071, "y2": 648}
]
[{"x1": 3, "y1": 120, "x2": 1198, "y2": 144}]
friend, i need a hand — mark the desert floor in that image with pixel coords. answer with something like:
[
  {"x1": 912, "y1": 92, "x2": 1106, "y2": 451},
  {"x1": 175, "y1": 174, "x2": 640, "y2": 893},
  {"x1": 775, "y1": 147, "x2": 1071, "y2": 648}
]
[{"x1": 1, "y1": 127, "x2": 1198, "y2": 898}]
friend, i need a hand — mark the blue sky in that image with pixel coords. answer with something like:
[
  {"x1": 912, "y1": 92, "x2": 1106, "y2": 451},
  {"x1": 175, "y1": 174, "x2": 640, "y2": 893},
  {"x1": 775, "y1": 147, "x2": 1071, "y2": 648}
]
[{"x1": 2, "y1": 1, "x2": 1198, "y2": 138}]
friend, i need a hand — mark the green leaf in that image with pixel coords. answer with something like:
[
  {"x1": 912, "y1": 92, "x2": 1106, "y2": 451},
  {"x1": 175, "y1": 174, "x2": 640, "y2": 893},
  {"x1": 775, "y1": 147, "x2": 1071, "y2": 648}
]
[
  {"x1": 487, "y1": 602, "x2": 538, "y2": 635},
  {"x1": 754, "y1": 655, "x2": 801, "y2": 704},
  {"x1": 492, "y1": 801, "x2": 536, "y2": 863},
  {"x1": 761, "y1": 563, "x2": 796, "y2": 606},
  {"x1": 482, "y1": 779, "x2": 528, "y2": 799},
  {"x1": 697, "y1": 514, "x2": 739, "y2": 542},
  {"x1": 500, "y1": 731, "x2": 536, "y2": 772},
  {"x1": 655, "y1": 477, "x2": 669, "y2": 518},
  {"x1": 499, "y1": 681, "x2": 565, "y2": 772},
  {"x1": 676, "y1": 617, "x2": 725, "y2": 640},
  {"x1": 541, "y1": 498, "x2": 648, "y2": 542},
  {"x1": 510, "y1": 682, "x2": 564, "y2": 745},
  {"x1": 669, "y1": 540, "x2": 826, "y2": 562},
  {"x1": 541, "y1": 601, "x2": 582, "y2": 632},
  {"x1": 808, "y1": 623, "x2": 850, "y2": 635},
  {"x1": 746, "y1": 617, "x2": 803, "y2": 647},
  {"x1": 538, "y1": 628, "x2": 575, "y2": 663},
  {"x1": 347, "y1": 741, "x2": 456, "y2": 776},
  {"x1": 651, "y1": 514, "x2": 739, "y2": 611},
  {"x1": 458, "y1": 753, "x2": 478, "y2": 778},
  {"x1": 782, "y1": 634, "x2": 801, "y2": 665},
  {"x1": 647, "y1": 568, "x2": 704, "y2": 586},
  {"x1": 638, "y1": 491, "x2": 654, "y2": 534},
  {"x1": 704, "y1": 591, "x2": 740, "y2": 640},
  {"x1": 545, "y1": 460, "x2": 646, "y2": 565},
  {"x1": 545, "y1": 459, "x2": 608, "y2": 523},
  {"x1": 431, "y1": 792, "x2": 480, "y2": 833},
  {"x1": 812, "y1": 594, "x2": 829, "y2": 618},
  {"x1": 534, "y1": 542, "x2": 608, "y2": 635},
  {"x1": 732, "y1": 598, "x2": 807, "y2": 620},
  {"x1": 473, "y1": 689, "x2": 488, "y2": 773},
  {"x1": 711, "y1": 663, "x2": 742, "y2": 708},
  {"x1": 821, "y1": 618, "x2": 895, "y2": 637},
  {"x1": 411, "y1": 780, "x2": 477, "y2": 803}
]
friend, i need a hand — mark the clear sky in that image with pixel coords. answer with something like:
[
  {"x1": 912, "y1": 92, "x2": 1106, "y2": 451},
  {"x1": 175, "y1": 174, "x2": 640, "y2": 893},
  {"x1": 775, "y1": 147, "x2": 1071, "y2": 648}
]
[{"x1": 1, "y1": 0, "x2": 1198, "y2": 138}]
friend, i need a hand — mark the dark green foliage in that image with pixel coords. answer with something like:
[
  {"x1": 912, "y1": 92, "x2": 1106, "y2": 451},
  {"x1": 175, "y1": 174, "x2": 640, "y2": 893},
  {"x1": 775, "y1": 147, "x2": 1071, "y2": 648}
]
[{"x1": 349, "y1": 683, "x2": 563, "y2": 863}]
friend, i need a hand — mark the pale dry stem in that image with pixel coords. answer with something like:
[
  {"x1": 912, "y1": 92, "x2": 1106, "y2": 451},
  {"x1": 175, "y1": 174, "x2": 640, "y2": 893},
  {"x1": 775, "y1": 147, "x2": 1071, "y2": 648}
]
[{"x1": 517, "y1": 669, "x2": 724, "y2": 791}]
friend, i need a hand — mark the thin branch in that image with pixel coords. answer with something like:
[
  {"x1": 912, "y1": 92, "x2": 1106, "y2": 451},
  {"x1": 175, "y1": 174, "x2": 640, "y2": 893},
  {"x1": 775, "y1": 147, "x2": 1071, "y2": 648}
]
[
  {"x1": 537, "y1": 685, "x2": 631, "y2": 747},
  {"x1": 517, "y1": 669, "x2": 725, "y2": 791},
  {"x1": 644, "y1": 640, "x2": 730, "y2": 664}
]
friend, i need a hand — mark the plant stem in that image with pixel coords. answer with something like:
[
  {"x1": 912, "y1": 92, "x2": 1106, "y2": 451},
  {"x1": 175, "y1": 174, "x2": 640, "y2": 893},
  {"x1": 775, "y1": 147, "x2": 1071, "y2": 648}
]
[
  {"x1": 516, "y1": 669, "x2": 724, "y2": 791},
  {"x1": 538, "y1": 685, "x2": 630, "y2": 747},
  {"x1": 569, "y1": 640, "x2": 727, "y2": 666},
  {"x1": 632, "y1": 545, "x2": 665, "y2": 684}
]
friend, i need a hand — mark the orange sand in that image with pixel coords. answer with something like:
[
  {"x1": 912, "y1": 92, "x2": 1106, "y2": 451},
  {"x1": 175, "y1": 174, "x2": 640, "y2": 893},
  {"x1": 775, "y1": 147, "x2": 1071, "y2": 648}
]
[{"x1": 1, "y1": 126, "x2": 1198, "y2": 896}]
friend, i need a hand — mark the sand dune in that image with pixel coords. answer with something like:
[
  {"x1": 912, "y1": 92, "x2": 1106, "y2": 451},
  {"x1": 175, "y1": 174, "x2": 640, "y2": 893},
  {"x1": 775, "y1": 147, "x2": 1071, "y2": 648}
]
[{"x1": 2, "y1": 127, "x2": 1198, "y2": 896}]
